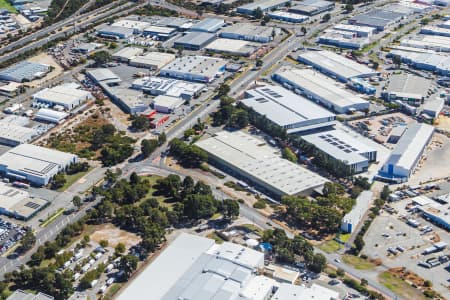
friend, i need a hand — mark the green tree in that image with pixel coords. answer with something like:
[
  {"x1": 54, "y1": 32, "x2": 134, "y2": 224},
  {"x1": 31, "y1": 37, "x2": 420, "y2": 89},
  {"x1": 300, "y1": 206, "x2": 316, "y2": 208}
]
[
  {"x1": 72, "y1": 195, "x2": 82, "y2": 210},
  {"x1": 17, "y1": 230, "x2": 36, "y2": 254},
  {"x1": 380, "y1": 185, "x2": 391, "y2": 200},
  {"x1": 345, "y1": 3, "x2": 354, "y2": 12},
  {"x1": 217, "y1": 83, "x2": 231, "y2": 97},
  {"x1": 158, "y1": 132, "x2": 167, "y2": 145},
  {"x1": 51, "y1": 173, "x2": 66, "y2": 190},
  {"x1": 99, "y1": 240, "x2": 109, "y2": 248},
  {"x1": 115, "y1": 242, "x2": 126, "y2": 256},
  {"x1": 253, "y1": 7, "x2": 263, "y2": 19},
  {"x1": 141, "y1": 139, "x2": 158, "y2": 158},
  {"x1": 309, "y1": 253, "x2": 327, "y2": 273},
  {"x1": 322, "y1": 13, "x2": 331, "y2": 22},
  {"x1": 221, "y1": 199, "x2": 239, "y2": 219},
  {"x1": 256, "y1": 59, "x2": 263, "y2": 67},
  {"x1": 131, "y1": 115, "x2": 150, "y2": 131},
  {"x1": 282, "y1": 147, "x2": 297, "y2": 163},
  {"x1": 90, "y1": 50, "x2": 112, "y2": 66},
  {"x1": 119, "y1": 255, "x2": 139, "y2": 279}
]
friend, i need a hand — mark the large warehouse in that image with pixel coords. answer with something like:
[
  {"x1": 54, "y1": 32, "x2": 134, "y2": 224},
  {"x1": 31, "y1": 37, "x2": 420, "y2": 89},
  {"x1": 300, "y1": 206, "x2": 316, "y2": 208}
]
[
  {"x1": 190, "y1": 17, "x2": 224, "y2": 32},
  {"x1": 219, "y1": 23, "x2": 274, "y2": 43},
  {"x1": 241, "y1": 85, "x2": 336, "y2": 133},
  {"x1": 288, "y1": 0, "x2": 334, "y2": 15},
  {"x1": 0, "y1": 144, "x2": 78, "y2": 186},
  {"x1": 173, "y1": 32, "x2": 216, "y2": 50},
  {"x1": 129, "y1": 52, "x2": 176, "y2": 70},
  {"x1": 152, "y1": 95, "x2": 184, "y2": 113},
  {"x1": 205, "y1": 38, "x2": 260, "y2": 56},
  {"x1": 34, "y1": 108, "x2": 68, "y2": 124},
  {"x1": 0, "y1": 119, "x2": 38, "y2": 146},
  {"x1": 381, "y1": 73, "x2": 432, "y2": 106},
  {"x1": 378, "y1": 123, "x2": 434, "y2": 182},
  {"x1": 273, "y1": 67, "x2": 369, "y2": 114},
  {"x1": 237, "y1": 0, "x2": 291, "y2": 15},
  {"x1": 349, "y1": 8, "x2": 406, "y2": 31},
  {"x1": 297, "y1": 50, "x2": 379, "y2": 82},
  {"x1": 159, "y1": 55, "x2": 227, "y2": 83},
  {"x1": 301, "y1": 127, "x2": 377, "y2": 174},
  {"x1": 0, "y1": 61, "x2": 50, "y2": 83},
  {"x1": 400, "y1": 35, "x2": 450, "y2": 52},
  {"x1": 196, "y1": 130, "x2": 327, "y2": 199},
  {"x1": 0, "y1": 182, "x2": 48, "y2": 220},
  {"x1": 389, "y1": 50, "x2": 450, "y2": 76},
  {"x1": 32, "y1": 83, "x2": 93, "y2": 110},
  {"x1": 112, "y1": 47, "x2": 144, "y2": 62},
  {"x1": 132, "y1": 76, "x2": 205, "y2": 100},
  {"x1": 117, "y1": 233, "x2": 269, "y2": 300}
]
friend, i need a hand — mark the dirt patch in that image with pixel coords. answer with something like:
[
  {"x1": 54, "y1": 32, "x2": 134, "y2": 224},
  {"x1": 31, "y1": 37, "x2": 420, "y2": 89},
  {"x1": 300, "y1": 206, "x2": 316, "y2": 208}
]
[
  {"x1": 27, "y1": 53, "x2": 63, "y2": 88},
  {"x1": 90, "y1": 223, "x2": 141, "y2": 249}
]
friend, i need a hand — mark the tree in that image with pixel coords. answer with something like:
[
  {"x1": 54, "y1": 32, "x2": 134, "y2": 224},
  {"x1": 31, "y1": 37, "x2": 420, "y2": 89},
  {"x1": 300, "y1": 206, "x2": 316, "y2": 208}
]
[
  {"x1": 99, "y1": 240, "x2": 109, "y2": 248},
  {"x1": 253, "y1": 7, "x2": 263, "y2": 19},
  {"x1": 381, "y1": 185, "x2": 391, "y2": 200},
  {"x1": 217, "y1": 83, "x2": 230, "y2": 97},
  {"x1": 51, "y1": 173, "x2": 66, "y2": 190},
  {"x1": 309, "y1": 253, "x2": 327, "y2": 273},
  {"x1": 301, "y1": 27, "x2": 307, "y2": 35},
  {"x1": 336, "y1": 268, "x2": 345, "y2": 277},
  {"x1": 131, "y1": 115, "x2": 150, "y2": 131},
  {"x1": 256, "y1": 59, "x2": 264, "y2": 67},
  {"x1": 322, "y1": 13, "x2": 331, "y2": 22},
  {"x1": 261, "y1": 14, "x2": 270, "y2": 25},
  {"x1": 345, "y1": 3, "x2": 354, "y2": 12},
  {"x1": 221, "y1": 199, "x2": 239, "y2": 219},
  {"x1": 115, "y1": 242, "x2": 126, "y2": 256},
  {"x1": 72, "y1": 195, "x2": 82, "y2": 211},
  {"x1": 392, "y1": 55, "x2": 402, "y2": 68},
  {"x1": 282, "y1": 147, "x2": 297, "y2": 163},
  {"x1": 90, "y1": 50, "x2": 112, "y2": 66},
  {"x1": 17, "y1": 230, "x2": 36, "y2": 254},
  {"x1": 354, "y1": 235, "x2": 365, "y2": 252},
  {"x1": 158, "y1": 132, "x2": 167, "y2": 146},
  {"x1": 361, "y1": 278, "x2": 368, "y2": 286},
  {"x1": 119, "y1": 255, "x2": 139, "y2": 279},
  {"x1": 141, "y1": 139, "x2": 158, "y2": 158}
]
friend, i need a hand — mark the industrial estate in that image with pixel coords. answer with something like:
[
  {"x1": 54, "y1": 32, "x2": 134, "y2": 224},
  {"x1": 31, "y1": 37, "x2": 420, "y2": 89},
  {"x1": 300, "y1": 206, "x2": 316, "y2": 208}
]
[{"x1": 0, "y1": 0, "x2": 449, "y2": 299}]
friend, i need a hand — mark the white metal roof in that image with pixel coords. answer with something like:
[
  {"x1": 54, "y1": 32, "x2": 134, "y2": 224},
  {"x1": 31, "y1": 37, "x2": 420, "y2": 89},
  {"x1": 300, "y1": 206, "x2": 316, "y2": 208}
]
[
  {"x1": 130, "y1": 52, "x2": 175, "y2": 69},
  {"x1": 196, "y1": 131, "x2": 327, "y2": 195},
  {"x1": 298, "y1": 50, "x2": 378, "y2": 80},
  {"x1": 274, "y1": 67, "x2": 368, "y2": 109},
  {"x1": 241, "y1": 85, "x2": 335, "y2": 127},
  {"x1": 272, "y1": 283, "x2": 340, "y2": 300},
  {"x1": 33, "y1": 83, "x2": 92, "y2": 106}
]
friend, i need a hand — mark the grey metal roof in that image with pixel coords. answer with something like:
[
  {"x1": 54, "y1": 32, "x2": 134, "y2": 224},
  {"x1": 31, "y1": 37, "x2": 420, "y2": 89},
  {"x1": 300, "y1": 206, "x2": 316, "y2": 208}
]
[
  {"x1": 385, "y1": 73, "x2": 432, "y2": 99},
  {"x1": 350, "y1": 8, "x2": 406, "y2": 28},
  {"x1": 0, "y1": 61, "x2": 49, "y2": 82},
  {"x1": 241, "y1": 85, "x2": 335, "y2": 129},
  {"x1": 191, "y1": 18, "x2": 224, "y2": 32},
  {"x1": 175, "y1": 31, "x2": 216, "y2": 46},
  {"x1": 301, "y1": 127, "x2": 375, "y2": 165}
]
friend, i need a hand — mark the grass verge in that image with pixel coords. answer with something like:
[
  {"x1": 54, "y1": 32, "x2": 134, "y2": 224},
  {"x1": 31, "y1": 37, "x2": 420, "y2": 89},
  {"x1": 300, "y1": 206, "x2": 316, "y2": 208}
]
[
  {"x1": 342, "y1": 255, "x2": 375, "y2": 270},
  {"x1": 207, "y1": 232, "x2": 225, "y2": 244},
  {"x1": 58, "y1": 168, "x2": 93, "y2": 191},
  {"x1": 378, "y1": 271, "x2": 426, "y2": 300},
  {"x1": 103, "y1": 283, "x2": 122, "y2": 300},
  {"x1": 318, "y1": 240, "x2": 342, "y2": 253},
  {"x1": 40, "y1": 208, "x2": 65, "y2": 227},
  {"x1": 0, "y1": 0, "x2": 17, "y2": 13}
]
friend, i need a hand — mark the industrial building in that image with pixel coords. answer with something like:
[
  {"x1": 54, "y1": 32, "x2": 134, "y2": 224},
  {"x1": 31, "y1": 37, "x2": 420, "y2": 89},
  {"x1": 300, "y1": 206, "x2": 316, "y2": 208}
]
[
  {"x1": 156, "y1": 17, "x2": 194, "y2": 30},
  {"x1": 237, "y1": 0, "x2": 291, "y2": 15},
  {"x1": 267, "y1": 11, "x2": 309, "y2": 23},
  {"x1": 111, "y1": 19, "x2": 150, "y2": 33},
  {"x1": 0, "y1": 144, "x2": 78, "y2": 186},
  {"x1": 333, "y1": 24, "x2": 376, "y2": 37},
  {"x1": 159, "y1": 55, "x2": 227, "y2": 83},
  {"x1": 422, "y1": 98, "x2": 445, "y2": 118},
  {"x1": 112, "y1": 47, "x2": 144, "y2": 62},
  {"x1": 418, "y1": 203, "x2": 450, "y2": 230},
  {"x1": 381, "y1": 73, "x2": 432, "y2": 106},
  {"x1": 390, "y1": 50, "x2": 450, "y2": 75},
  {"x1": 173, "y1": 31, "x2": 217, "y2": 50},
  {"x1": 273, "y1": 67, "x2": 369, "y2": 114},
  {"x1": 297, "y1": 50, "x2": 379, "y2": 82},
  {"x1": 240, "y1": 85, "x2": 336, "y2": 133},
  {"x1": 32, "y1": 83, "x2": 93, "y2": 110},
  {"x1": 341, "y1": 190, "x2": 372, "y2": 233},
  {"x1": 379, "y1": 123, "x2": 434, "y2": 182},
  {"x1": 401, "y1": 35, "x2": 450, "y2": 52},
  {"x1": 0, "y1": 182, "x2": 48, "y2": 220},
  {"x1": 387, "y1": 125, "x2": 407, "y2": 143},
  {"x1": 317, "y1": 30, "x2": 370, "y2": 49},
  {"x1": 420, "y1": 25, "x2": 450, "y2": 37},
  {"x1": 153, "y1": 95, "x2": 184, "y2": 113},
  {"x1": 104, "y1": 87, "x2": 148, "y2": 114},
  {"x1": 349, "y1": 8, "x2": 406, "y2": 31},
  {"x1": 97, "y1": 25, "x2": 134, "y2": 39},
  {"x1": 301, "y1": 127, "x2": 377, "y2": 173},
  {"x1": 190, "y1": 17, "x2": 224, "y2": 32},
  {"x1": 196, "y1": 130, "x2": 327, "y2": 199},
  {"x1": 129, "y1": 52, "x2": 176, "y2": 70},
  {"x1": 6, "y1": 290, "x2": 54, "y2": 300},
  {"x1": 34, "y1": 108, "x2": 68, "y2": 124},
  {"x1": 132, "y1": 76, "x2": 205, "y2": 100},
  {"x1": 0, "y1": 61, "x2": 50, "y2": 83},
  {"x1": 86, "y1": 68, "x2": 122, "y2": 86},
  {"x1": 0, "y1": 82, "x2": 21, "y2": 97},
  {"x1": 205, "y1": 38, "x2": 260, "y2": 56},
  {"x1": 117, "y1": 233, "x2": 269, "y2": 300},
  {"x1": 288, "y1": 0, "x2": 334, "y2": 15},
  {"x1": 142, "y1": 25, "x2": 177, "y2": 40},
  {"x1": 0, "y1": 116, "x2": 38, "y2": 146},
  {"x1": 272, "y1": 283, "x2": 340, "y2": 300},
  {"x1": 71, "y1": 42, "x2": 102, "y2": 55},
  {"x1": 219, "y1": 23, "x2": 274, "y2": 43}
]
